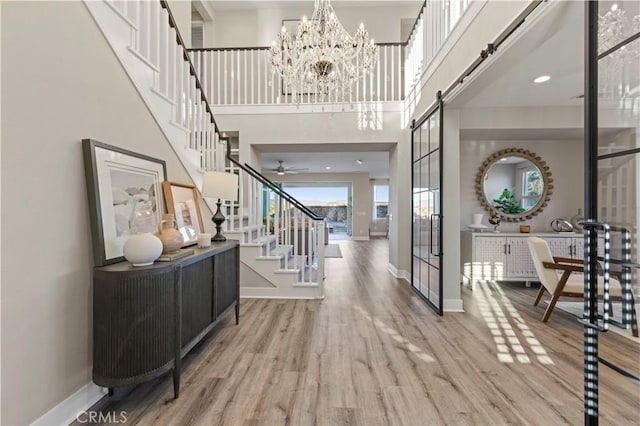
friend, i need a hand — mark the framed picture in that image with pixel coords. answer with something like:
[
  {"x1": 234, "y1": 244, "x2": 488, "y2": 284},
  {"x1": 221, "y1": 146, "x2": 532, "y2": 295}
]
[
  {"x1": 83, "y1": 139, "x2": 167, "y2": 266},
  {"x1": 162, "y1": 181, "x2": 205, "y2": 247}
]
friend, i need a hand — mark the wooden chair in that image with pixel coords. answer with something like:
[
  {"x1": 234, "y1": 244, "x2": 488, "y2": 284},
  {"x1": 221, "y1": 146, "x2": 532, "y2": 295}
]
[{"x1": 527, "y1": 237, "x2": 638, "y2": 336}]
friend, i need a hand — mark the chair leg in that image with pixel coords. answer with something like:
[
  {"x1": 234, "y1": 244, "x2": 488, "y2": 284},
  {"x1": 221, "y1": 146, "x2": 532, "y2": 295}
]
[
  {"x1": 542, "y1": 293, "x2": 561, "y2": 322},
  {"x1": 534, "y1": 286, "x2": 546, "y2": 306}
]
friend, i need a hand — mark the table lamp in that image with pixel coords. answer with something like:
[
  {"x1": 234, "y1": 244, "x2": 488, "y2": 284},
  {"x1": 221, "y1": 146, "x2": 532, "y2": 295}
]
[{"x1": 202, "y1": 171, "x2": 239, "y2": 242}]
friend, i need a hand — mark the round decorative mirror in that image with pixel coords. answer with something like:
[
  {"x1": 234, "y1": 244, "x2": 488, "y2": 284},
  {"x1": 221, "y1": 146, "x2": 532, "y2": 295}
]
[{"x1": 475, "y1": 148, "x2": 553, "y2": 222}]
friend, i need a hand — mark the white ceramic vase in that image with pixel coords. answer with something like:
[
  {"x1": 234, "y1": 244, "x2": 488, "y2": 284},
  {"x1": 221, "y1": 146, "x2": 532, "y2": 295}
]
[{"x1": 123, "y1": 233, "x2": 163, "y2": 266}]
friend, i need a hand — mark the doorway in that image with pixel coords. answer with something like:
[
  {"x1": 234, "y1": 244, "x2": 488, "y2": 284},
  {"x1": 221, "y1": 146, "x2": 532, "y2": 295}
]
[
  {"x1": 411, "y1": 99, "x2": 444, "y2": 315},
  {"x1": 281, "y1": 182, "x2": 353, "y2": 240}
]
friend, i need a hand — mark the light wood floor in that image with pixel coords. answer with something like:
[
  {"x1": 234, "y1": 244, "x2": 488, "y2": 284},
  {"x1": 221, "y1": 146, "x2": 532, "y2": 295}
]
[{"x1": 89, "y1": 239, "x2": 640, "y2": 425}]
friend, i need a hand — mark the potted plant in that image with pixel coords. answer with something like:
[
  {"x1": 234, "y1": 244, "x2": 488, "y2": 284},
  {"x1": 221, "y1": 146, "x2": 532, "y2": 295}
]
[{"x1": 493, "y1": 188, "x2": 526, "y2": 214}]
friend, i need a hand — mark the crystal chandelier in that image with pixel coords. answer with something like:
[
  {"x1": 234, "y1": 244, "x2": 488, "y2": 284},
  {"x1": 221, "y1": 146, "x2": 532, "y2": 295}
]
[
  {"x1": 598, "y1": 4, "x2": 640, "y2": 60},
  {"x1": 270, "y1": 0, "x2": 378, "y2": 103}
]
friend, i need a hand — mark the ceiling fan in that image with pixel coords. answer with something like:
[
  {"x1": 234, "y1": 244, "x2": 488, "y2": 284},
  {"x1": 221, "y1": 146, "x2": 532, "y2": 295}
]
[{"x1": 270, "y1": 160, "x2": 309, "y2": 175}]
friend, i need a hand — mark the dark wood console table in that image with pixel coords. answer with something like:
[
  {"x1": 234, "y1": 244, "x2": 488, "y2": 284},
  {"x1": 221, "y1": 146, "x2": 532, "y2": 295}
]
[{"x1": 92, "y1": 241, "x2": 239, "y2": 398}]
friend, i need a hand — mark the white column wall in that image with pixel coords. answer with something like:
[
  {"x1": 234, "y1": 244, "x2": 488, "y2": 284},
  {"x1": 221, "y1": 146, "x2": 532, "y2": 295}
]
[{"x1": 1, "y1": 2, "x2": 204, "y2": 423}]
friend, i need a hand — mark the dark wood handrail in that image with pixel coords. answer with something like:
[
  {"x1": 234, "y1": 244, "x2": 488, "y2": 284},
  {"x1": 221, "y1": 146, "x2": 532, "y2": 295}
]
[
  {"x1": 186, "y1": 41, "x2": 407, "y2": 53},
  {"x1": 405, "y1": 1, "x2": 427, "y2": 45},
  {"x1": 159, "y1": 0, "x2": 221, "y2": 134},
  {"x1": 227, "y1": 157, "x2": 324, "y2": 221}
]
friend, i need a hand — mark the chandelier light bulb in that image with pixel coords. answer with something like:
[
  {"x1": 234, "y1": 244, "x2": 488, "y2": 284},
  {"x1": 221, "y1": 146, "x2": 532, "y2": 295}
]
[{"x1": 303, "y1": 16, "x2": 307, "y2": 22}]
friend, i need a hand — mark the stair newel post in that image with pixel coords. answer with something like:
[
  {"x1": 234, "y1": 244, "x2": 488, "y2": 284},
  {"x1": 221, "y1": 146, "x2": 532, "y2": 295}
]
[
  {"x1": 307, "y1": 216, "x2": 312, "y2": 284},
  {"x1": 266, "y1": 187, "x2": 271, "y2": 256},
  {"x1": 284, "y1": 200, "x2": 289, "y2": 270},
  {"x1": 276, "y1": 192, "x2": 281, "y2": 246},
  {"x1": 301, "y1": 214, "x2": 306, "y2": 273},
  {"x1": 317, "y1": 220, "x2": 325, "y2": 287},
  {"x1": 294, "y1": 209, "x2": 299, "y2": 269},
  {"x1": 247, "y1": 170, "x2": 253, "y2": 244},
  {"x1": 198, "y1": 90, "x2": 204, "y2": 155},
  {"x1": 228, "y1": 167, "x2": 235, "y2": 234},
  {"x1": 238, "y1": 168, "x2": 244, "y2": 242}
]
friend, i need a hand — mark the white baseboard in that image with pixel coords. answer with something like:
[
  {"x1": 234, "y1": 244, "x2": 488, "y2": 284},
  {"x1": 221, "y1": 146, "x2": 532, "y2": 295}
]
[
  {"x1": 387, "y1": 263, "x2": 410, "y2": 283},
  {"x1": 353, "y1": 236, "x2": 370, "y2": 241},
  {"x1": 32, "y1": 382, "x2": 107, "y2": 426},
  {"x1": 240, "y1": 287, "x2": 323, "y2": 299},
  {"x1": 370, "y1": 231, "x2": 387, "y2": 236},
  {"x1": 443, "y1": 299, "x2": 465, "y2": 312}
]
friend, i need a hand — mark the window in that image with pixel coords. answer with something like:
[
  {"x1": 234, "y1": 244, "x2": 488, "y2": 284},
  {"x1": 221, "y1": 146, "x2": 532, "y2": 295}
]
[
  {"x1": 374, "y1": 185, "x2": 389, "y2": 219},
  {"x1": 521, "y1": 168, "x2": 542, "y2": 209},
  {"x1": 191, "y1": 22, "x2": 204, "y2": 49}
]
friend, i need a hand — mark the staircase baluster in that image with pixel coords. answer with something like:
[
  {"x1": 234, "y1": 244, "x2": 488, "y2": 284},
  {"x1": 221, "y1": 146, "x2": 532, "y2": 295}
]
[
  {"x1": 238, "y1": 170, "x2": 243, "y2": 243},
  {"x1": 307, "y1": 217, "x2": 312, "y2": 284},
  {"x1": 153, "y1": 0, "x2": 160, "y2": 70},
  {"x1": 167, "y1": 25, "x2": 175, "y2": 101},
  {"x1": 275, "y1": 192, "x2": 280, "y2": 257}
]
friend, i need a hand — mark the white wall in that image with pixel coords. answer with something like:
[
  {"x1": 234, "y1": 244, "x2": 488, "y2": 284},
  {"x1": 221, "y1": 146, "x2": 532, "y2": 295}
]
[
  {"x1": 460, "y1": 139, "x2": 584, "y2": 233},
  {"x1": 208, "y1": 5, "x2": 422, "y2": 47},
  {"x1": 167, "y1": 0, "x2": 192, "y2": 47},
  {"x1": 216, "y1": 109, "x2": 404, "y2": 146},
  {"x1": 1, "y1": 2, "x2": 204, "y2": 423},
  {"x1": 265, "y1": 172, "x2": 371, "y2": 241}
]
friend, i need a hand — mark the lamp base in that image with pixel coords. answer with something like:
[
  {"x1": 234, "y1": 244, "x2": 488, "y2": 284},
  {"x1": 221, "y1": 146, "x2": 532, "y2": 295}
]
[{"x1": 211, "y1": 199, "x2": 227, "y2": 242}]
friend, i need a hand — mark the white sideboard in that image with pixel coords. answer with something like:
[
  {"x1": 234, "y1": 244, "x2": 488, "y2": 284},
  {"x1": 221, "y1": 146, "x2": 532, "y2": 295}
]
[{"x1": 461, "y1": 231, "x2": 599, "y2": 284}]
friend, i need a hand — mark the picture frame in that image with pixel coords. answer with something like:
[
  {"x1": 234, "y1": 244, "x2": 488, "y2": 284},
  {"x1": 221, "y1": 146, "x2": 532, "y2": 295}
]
[
  {"x1": 162, "y1": 181, "x2": 205, "y2": 247},
  {"x1": 82, "y1": 139, "x2": 167, "y2": 266}
]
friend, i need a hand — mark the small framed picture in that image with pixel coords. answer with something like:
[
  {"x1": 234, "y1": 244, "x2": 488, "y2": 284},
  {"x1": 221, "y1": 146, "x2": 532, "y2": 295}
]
[
  {"x1": 82, "y1": 139, "x2": 167, "y2": 266},
  {"x1": 162, "y1": 181, "x2": 205, "y2": 247}
]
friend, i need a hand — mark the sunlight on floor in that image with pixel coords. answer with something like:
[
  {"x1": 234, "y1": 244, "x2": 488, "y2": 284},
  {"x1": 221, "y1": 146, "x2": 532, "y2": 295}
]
[
  {"x1": 353, "y1": 305, "x2": 435, "y2": 363},
  {"x1": 464, "y1": 262, "x2": 505, "y2": 282},
  {"x1": 474, "y1": 281, "x2": 554, "y2": 365}
]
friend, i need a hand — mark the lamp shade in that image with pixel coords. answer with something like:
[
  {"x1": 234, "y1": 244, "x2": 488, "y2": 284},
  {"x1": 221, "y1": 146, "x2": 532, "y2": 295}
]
[{"x1": 202, "y1": 171, "x2": 238, "y2": 201}]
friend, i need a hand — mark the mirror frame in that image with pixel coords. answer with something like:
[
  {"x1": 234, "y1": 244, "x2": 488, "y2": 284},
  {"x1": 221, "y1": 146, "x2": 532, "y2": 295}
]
[{"x1": 475, "y1": 148, "x2": 553, "y2": 222}]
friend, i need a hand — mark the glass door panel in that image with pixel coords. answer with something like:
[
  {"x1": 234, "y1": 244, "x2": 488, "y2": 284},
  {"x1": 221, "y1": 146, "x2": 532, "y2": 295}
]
[
  {"x1": 411, "y1": 104, "x2": 444, "y2": 315},
  {"x1": 583, "y1": 4, "x2": 640, "y2": 420}
]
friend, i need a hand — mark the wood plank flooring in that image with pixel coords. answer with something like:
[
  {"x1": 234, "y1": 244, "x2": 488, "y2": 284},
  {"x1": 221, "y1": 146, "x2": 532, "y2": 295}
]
[{"x1": 88, "y1": 239, "x2": 640, "y2": 425}]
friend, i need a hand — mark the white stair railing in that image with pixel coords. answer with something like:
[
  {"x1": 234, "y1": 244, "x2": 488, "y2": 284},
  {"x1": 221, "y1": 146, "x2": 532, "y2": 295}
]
[
  {"x1": 99, "y1": 0, "x2": 228, "y2": 172},
  {"x1": 90, "y1": 0, "x2": 326, "y2": 291},
  {"x1": 225, "y1": 157, "x2": 326, "y2": 286},
  {"x1": 188, "y1": 44, "x2": 405, "y2": 106}
]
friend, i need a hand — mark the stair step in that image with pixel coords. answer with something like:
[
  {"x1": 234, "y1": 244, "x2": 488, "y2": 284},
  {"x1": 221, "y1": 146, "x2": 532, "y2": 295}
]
[
  {"x1": 253, "y1": 234, "x2": 278, "y2": 245},
  {"x1": 274, "y1": 269, "x2": 301, "y2": 275}
]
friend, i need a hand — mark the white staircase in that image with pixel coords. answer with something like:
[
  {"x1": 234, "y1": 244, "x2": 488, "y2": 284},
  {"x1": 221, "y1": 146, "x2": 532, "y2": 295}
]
[{"x1": 84, "y1": 0, "x2": 326, "y2": 298}]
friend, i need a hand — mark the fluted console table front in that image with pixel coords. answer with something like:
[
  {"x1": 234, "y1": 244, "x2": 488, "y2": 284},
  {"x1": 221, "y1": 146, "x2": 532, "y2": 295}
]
[{"x1": 92, "y1": 241, "x2": 239, "y2": 398}]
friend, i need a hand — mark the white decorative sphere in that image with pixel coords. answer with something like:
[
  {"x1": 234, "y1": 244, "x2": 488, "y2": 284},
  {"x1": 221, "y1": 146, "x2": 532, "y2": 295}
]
[{"x1": 123, "y1": 233, "x2": 163, "y2": 266}]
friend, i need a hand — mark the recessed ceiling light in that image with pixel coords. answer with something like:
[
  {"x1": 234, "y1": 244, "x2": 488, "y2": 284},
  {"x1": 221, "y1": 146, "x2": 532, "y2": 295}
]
[
  {"x1": 325, "y1": 166, "x2": 332, "y2": 170},
  {"x1": 356, "y1": 160, "x2": 363, "y2": 165},
  {"x1": 533, "y1": 75, "x2": 551, "y2": 84}
]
